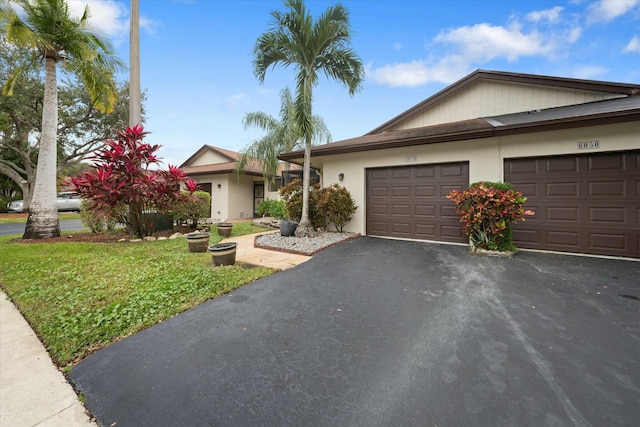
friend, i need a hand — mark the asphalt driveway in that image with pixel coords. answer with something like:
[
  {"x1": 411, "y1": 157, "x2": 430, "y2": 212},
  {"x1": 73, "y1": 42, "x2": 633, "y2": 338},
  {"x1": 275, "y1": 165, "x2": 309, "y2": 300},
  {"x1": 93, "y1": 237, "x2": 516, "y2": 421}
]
[{"x1": 70, "y1": 237, "x2": 640, "y2": 427}]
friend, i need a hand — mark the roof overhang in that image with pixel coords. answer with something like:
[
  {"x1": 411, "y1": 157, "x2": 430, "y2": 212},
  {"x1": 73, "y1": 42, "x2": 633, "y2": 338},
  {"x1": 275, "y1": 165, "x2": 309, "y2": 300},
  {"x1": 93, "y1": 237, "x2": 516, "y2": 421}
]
[
  {"x1": 278, "y1": 107, "x2": 640, "y2": 162},
  {"x1": 368, "y1": 69, "x2": 640, "y2": 135}
]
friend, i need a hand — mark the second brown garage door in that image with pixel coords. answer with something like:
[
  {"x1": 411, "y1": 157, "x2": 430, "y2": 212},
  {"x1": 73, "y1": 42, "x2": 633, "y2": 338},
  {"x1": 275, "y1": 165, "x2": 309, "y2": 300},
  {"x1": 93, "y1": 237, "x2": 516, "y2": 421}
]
[
  {"x1": 366, "y1": 162, "x2": 469, "y2": 243},
  {"x1": 505, "y1": 150, "x2": 639, "y2": 258}
]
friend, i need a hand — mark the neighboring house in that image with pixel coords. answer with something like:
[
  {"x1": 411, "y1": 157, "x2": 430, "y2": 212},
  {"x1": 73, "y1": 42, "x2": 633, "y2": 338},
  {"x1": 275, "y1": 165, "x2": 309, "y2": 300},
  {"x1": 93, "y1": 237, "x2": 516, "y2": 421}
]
[
  {"x1": 180, "y1": 145, "x2": 300, "y2": 221},
  {"x1": 279, "y1": 69, "x2": 640, "y2": 258}
]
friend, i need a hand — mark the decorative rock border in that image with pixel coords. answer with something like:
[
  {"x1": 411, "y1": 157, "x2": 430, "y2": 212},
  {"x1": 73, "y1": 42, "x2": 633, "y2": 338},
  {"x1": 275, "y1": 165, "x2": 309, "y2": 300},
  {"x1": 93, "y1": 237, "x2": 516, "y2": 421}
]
[
  {"x1": 254, "y1": 232, "x2": 361, "y2": 256},
  {"x1": 116, "y1": 231, "x2": 200, "y2": 243}
]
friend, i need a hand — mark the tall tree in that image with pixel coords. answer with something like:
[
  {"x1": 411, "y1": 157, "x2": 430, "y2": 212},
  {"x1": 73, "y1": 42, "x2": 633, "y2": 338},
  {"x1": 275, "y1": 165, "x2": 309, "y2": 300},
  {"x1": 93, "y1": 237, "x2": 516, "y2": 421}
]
[
  {"x1": 1, "y1": 0, "x2": 124, "y2": 239},
  {"x1": 0, "y1": 40, "x2": 140, "y2": 209},
  {"x1": 253, "y1": 0, "x2": 364, "y2": 236},
  {"x1": 235, "y1": 87, "x2": 331, "y2": 185}
]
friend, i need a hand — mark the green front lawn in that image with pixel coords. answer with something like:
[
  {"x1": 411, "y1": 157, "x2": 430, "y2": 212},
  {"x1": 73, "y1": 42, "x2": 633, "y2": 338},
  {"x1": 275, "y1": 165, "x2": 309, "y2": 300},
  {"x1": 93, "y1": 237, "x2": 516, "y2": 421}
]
[{"x1": 0, "y1": 222, "x2": 275, "y2": 368}]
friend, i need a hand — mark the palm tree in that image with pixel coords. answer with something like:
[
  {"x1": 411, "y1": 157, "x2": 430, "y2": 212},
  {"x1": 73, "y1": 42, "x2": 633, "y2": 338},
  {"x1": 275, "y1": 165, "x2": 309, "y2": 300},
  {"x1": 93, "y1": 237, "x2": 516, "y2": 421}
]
[
  {"x1": 236, "y1": 87, "x2": 331, "y2": 185},
  {"x1": 253, "y1": 0, "x2": 364, "y2": 236},
  {"x1": 1, "y1": 0, "x2": 123, "y2": 239}
]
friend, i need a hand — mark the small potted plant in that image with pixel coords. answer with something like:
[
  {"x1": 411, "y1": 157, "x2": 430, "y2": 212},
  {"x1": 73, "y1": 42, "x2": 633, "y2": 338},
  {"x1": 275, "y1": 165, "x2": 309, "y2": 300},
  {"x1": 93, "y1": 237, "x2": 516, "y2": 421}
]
[
  {"x1": 208, "y1": 242, "x2": 237, "y2": 266},
  {"x1": 216, "y1": 222, "x2": 233, "y2": 237},
  {"x1": 279, "y1": 218, "x2": 298, "y2": 236},
  {"x1": 186, "y1": 231, "x2": 211, "y2": 252}
]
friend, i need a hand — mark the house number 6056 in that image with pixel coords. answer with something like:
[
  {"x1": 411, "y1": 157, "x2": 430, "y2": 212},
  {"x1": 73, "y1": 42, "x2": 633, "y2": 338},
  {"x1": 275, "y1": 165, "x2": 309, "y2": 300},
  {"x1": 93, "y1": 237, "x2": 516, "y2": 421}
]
[{"x1": 577, "y1": 140, "x2": 600, "y2": 150}]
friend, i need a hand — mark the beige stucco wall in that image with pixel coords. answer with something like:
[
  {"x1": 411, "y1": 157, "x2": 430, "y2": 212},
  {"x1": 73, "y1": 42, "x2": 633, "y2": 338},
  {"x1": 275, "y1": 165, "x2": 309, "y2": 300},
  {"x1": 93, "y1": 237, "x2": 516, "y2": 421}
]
[
  {"x1": 182, "y1": 174, "x2": 283, "y2": 221},
  {"x1": 392, "y1": 80, "x2": 623, "y2": 130},
  {"x1": 189, "y1": 150, "x2": 231, "y2": 167},
  {"x1": 319, "y1": 121, "x2": 639, "y2": 235}
]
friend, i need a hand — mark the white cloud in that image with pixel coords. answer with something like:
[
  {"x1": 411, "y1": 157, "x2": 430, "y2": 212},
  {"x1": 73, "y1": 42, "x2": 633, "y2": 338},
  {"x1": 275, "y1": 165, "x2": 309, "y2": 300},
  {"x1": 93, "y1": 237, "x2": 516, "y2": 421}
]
[
  {"x1": 368, "y1": 55, "x2": 470, "y2": 87},
  {"x1": 571, "y1": 65, "x2": 609, "y2": 79},
  {"x1": 586, "y1": 0, "x2": 640, "y2": 24},
  {"x1": 66, "y1": 1, "x2": 159, "y2": 42},
  {"x1": 369, "y1": 22, "x2": 559, "y2": 87},
  {"x1": 527, "y1": 6, "x2": 564, "y2": 23},
  {"x1": 225, "y1": 93, "x2": 247, "y2": 109},
  {"x1": 67, "y1": 1, "x2": 128, "y2": 37},
  {"x1": 623, "y1": 35, "x2": 640, "y2": 53},
  {"x1": 435, "y1": 22, "x2": 554, "y2": 62}
]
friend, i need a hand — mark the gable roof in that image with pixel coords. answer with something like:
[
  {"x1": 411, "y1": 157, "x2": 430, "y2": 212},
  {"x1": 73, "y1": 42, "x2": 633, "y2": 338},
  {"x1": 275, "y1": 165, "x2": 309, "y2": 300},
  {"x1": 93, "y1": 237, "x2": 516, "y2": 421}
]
[
  {"x1": 180, "y1": 144, "x2": 301, "y2": 177},
  {"x1": 180, "y1": 145, "x2": 240, "y2": 168},
  {"x1": 368, "y1": 69, "x2": 640, "y2": 135},
  {"x1": 278, "y1": 96, "x2": 640, "y2": 161}
]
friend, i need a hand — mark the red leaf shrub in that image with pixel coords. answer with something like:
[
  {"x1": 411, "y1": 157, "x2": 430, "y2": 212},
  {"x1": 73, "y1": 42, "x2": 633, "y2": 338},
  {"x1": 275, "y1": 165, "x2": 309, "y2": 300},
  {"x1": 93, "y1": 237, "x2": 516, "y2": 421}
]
[
  {"x1": 446, "y1": 182, "x2": 534, "y2": 251},
  {"x1": 72, "y1": 125, "x2": 198, "y2": 237}
]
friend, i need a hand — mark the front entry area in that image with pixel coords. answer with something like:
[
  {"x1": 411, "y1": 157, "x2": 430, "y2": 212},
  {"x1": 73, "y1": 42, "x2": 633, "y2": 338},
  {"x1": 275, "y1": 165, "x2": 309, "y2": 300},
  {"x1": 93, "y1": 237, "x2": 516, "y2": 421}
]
[
  {"x1": 366, "y1": 162, "x2": 469, "y2": 243},
  {"x1": 505, "y1": 150, "x2": 639, "y2": 258}
]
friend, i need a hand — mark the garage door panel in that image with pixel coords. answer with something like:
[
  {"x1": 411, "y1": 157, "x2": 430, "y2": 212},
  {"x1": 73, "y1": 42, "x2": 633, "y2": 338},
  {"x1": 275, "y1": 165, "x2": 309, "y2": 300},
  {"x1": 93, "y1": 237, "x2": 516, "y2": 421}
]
[
  {"x1": 367, "y1": 162, "x2": 468, "y2": 243},
  {"x1": 441, "y1": 205, "x2": 459, "y2": 218},
  {"x1": 507, "y1": 158, "x2": 538, "y2": 174},
  {"x1": 441, "y1": 164, "x2": 466, "y2": 177},
  {"x1": 506, "y1": 150, "x2": 639, "y2": 258},
  {"x1": 547, "y1": 156, "x2": 578, "y2": 173},
  {"x1": 392, "y1": 186, "x2": 410, "y2": 197},
  {"x1": 415, "y1": 185, "x2": 435, "y2": 197},
  {"x1": 547, "y1": 207, "x2": 579, "y2": 221},
  {"x1": 589, "y1": 207, "x2": 626, "y2": 223},
  {"x1": 548, "y1": 231, "x2": 579, "y2": 246},
  {"x1": 392, "y1": 204, "x2": 411, "y2": 215},
  {"x1": 588, "y1": 180, "x2": 627, "y2": 196},
  {"x1": 370, "y1": 186, "x2": 388, "y2": 197},
  {"x1": 415, "y1": 223, "x2": 436, "y2": 238},
  {"x1": 368, "y1": 221, "x2": 388, "y2": 234},
  {"x1": 512, "y1": 229, "x2": 539, "y2": 243},
  {"x1": 415, "y1": 166, "x2": 435, "y2": 178},
  {"x1": 517, "y1": 183, "x2": 538, "y2": 196},
  {"x1": 590, "y1": 233, "x2": 627, "y2": 251},
  {"x1": 589, "y1": 153, "x2": 624, "y2": 170},
  {"x1": 370, "y1": 204, "x2": 388, "y2": 215},
  {"x1": 441, "y1": 225, "x2": 465, "y2": 239},
  {"x1": 393, "y1": 169, "x2": 411, "y2": 179},
  {"x1": 546, "y1": 182, "x2": 578, "y2": 197},
  {"x1": 415, "y1": 205, "x2": 435, "y2": 217},
  {"x1": 441, "y1": 185, "x2": 463, "y2": 196},
  {"x1": 369, "y1": 169, "x2": 388, "y2": 180},
  {"x1": 392, "y1": 222, "x2": 411, "y2": 235}
]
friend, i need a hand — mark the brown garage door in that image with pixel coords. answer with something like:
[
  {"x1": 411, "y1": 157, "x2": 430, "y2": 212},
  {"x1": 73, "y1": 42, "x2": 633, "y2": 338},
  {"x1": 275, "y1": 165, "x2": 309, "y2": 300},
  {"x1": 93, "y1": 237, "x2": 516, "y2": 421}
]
[
  {"x1": 366, "y1": 162, "x2": 469, "y2": 242},
  {"x1": 505, "y1": 150, "x2": 639, "y2": 258}
]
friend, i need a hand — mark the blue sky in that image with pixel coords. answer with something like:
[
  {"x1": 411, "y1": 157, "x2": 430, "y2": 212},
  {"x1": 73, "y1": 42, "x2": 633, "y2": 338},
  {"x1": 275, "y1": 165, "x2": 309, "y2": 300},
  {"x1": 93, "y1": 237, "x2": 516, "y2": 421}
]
[{"x1": 70, "y1": 0, "x2": 640, "y2": 167}]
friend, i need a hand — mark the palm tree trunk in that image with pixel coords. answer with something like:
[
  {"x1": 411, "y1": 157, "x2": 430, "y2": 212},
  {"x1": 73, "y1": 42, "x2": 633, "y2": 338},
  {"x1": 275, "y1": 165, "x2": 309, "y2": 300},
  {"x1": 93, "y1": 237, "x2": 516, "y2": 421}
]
[
  {"x1": 295, "y1": 133, "x2": 316, "y2": 237},
  {"x1": 23, "y1": 57, "x2": 60, "y2": 239}
]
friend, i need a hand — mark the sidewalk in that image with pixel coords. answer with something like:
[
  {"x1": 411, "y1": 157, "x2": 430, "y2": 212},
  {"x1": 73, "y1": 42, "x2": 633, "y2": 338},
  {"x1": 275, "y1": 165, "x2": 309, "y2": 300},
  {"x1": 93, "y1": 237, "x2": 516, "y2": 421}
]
[
  {"x1": 0, "y1": 230, "x2": 309, "y2": 426},
  {"x1": 0, "y1": 292, "x2": 97, "y2": 426}
]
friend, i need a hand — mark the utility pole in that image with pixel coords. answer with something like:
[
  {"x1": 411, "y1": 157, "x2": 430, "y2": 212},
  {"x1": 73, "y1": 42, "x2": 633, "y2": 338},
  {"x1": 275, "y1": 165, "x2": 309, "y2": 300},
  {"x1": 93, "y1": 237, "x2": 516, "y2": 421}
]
[{"x1": 129, "y1": 0, "x2": 141, "y2": 126}]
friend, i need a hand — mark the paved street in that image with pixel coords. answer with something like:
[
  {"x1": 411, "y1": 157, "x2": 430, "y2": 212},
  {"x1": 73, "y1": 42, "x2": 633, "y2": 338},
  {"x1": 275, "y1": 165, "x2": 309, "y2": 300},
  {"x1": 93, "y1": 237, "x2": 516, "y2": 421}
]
[{"x1": 0, "y1": 219, "x2": 86, "y2": 236}]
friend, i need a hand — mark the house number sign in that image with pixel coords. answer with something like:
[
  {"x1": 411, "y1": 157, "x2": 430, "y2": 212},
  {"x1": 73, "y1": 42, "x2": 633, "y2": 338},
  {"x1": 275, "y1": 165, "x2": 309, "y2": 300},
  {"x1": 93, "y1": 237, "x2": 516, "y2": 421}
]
[{"x1": 577, "y1": 140, "x2": 600, "y2": 150}]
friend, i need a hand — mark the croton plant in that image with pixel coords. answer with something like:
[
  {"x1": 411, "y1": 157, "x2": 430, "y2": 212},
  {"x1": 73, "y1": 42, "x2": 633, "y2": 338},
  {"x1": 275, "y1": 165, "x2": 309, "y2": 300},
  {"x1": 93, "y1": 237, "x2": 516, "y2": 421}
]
[
  {"x1": 446, "y1": 182, "x2": 534, "y2": 252},
  {"x1": 72, "y1": 125, "x2": 199, "y2": 237}
]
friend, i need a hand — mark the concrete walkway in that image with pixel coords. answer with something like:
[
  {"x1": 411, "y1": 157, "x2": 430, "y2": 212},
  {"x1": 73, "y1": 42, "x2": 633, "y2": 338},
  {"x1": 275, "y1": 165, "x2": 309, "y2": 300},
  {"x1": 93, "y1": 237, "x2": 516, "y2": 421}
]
[
  {"x1": 220, "y1": 230, "x2": 311, "y2": 270},
  {"x1": 0, "y1": 292, "x2": 97, "y2": 426},
  {"x1": 0, "y1": 230, "x2": 309, "y2": 426}
]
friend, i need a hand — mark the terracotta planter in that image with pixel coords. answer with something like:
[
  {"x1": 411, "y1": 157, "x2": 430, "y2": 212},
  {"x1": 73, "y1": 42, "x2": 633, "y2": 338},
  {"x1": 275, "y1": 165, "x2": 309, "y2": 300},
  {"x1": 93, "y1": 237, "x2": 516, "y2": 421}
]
[
  {"x1": 279, "y1": 219, "x2": 298, "y2": 237},
  {"x1": 208, "y1": 242, "x2": 237, "y2": 266},
  {"x1": 186, "y1": 232, "x2": 210, "y2": 252},
  {"x1": 216, "y1": 222, "x2": 233, "y2": 237}
]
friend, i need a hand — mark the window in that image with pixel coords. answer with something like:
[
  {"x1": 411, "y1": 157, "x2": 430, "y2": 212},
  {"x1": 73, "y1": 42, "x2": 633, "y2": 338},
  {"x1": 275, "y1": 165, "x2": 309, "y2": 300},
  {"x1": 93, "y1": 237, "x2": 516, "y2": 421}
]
[{"x1": 269, "y1": 177, "x2": 282, "y2": 192}]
